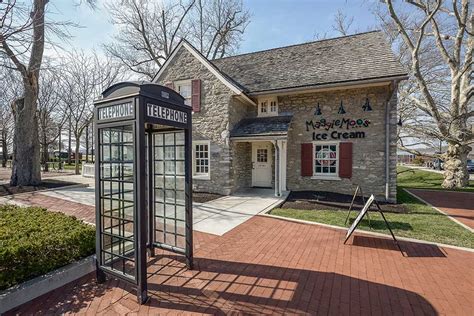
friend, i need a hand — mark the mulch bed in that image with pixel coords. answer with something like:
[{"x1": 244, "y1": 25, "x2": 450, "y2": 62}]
[
  {"x1": 279, "y1": 191, "x2": 408, "y2": 213},
  {"x1": 193, "y1": 192, "x2": 224, "y2": 203},
  {"x1": 0, "y1": 180, "x2": 79, "y2": 197}
]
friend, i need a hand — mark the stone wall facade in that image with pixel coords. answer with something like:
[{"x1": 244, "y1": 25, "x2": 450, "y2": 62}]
[
  {"x1": 279, "y1": 85, "x2": 397, "y2": 201},
  {"x1": 156, "y1": 45, "x2": 398, "y2": 201},
  {"x1": 156, "y1": 47, "x2": 236, "y2": 195}
]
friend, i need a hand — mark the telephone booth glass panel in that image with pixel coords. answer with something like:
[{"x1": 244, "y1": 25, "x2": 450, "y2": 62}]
[
  {"x1": 153, "y1": 130, "x2": 186, "y2": 250},
  {"x1": 99, "y1": 125, "x2": 136, "y2": 280}
]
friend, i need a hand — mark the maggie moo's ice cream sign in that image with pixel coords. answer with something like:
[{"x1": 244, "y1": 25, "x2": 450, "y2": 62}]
[{"x1": 306, "y1": 117, "x2": 371, "y2": 140}]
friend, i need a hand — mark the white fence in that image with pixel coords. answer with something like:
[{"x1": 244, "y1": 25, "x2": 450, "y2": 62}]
[{"x1": 82, "y1": 163, "x2": 95, "y2": 178}]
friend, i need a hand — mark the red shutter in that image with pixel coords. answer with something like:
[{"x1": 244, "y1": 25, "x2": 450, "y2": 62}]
[
  {"x1": 191, "y1": 79, "x2": 201, "y2": 112},
  {"x1": 165, "y1": 82, "x2": 174, "y2": 90},
  {"x1": 301, "y1": 143, "x2": 313, "y2": 177},
  {"x1": 339, "y1": 142, "x2": 353, "y2": 178}
]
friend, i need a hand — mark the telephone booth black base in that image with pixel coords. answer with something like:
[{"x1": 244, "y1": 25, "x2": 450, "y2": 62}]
[{"x1": 94, "y1": 82, "x2": 193, "y2": 304}]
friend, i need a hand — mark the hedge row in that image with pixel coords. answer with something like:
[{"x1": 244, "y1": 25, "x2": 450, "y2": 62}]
[{"x1": 0, "y1": 205, "x2": 95, "y2": 290}]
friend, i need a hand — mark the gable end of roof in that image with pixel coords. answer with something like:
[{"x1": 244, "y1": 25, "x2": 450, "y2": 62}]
[{"x1": 152, "y1": 40, "x2": 251, "y2": 98}]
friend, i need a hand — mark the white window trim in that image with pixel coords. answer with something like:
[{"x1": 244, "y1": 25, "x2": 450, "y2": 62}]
[
  {"x1": 258, "y1": 97, "x2": 278, "y2": 117},
  {"x1": 192, "y1": 140, "x2": 211, "y2": 180},
  {"x1": 174, "y1": 79, "x2": 192, "y2": 106},
  {"x1": 311, "y1": 141, "x2": 341, "y2": 180}
]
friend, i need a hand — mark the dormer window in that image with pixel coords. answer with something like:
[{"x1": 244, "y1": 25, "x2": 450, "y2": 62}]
[
  {"x1": 258, "y1": 97, "x2": 278, "y2": 116},
  {"x1": 270, "y1": 100, "x2": 277, "y2": 112},
  {"x1": 260, "y1": 101, "x2": 268, "y2": 114}
]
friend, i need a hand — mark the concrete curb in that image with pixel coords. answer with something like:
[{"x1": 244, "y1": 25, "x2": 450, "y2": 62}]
[
  {"x1": 0, "y1": 255, "x2": 96, "y2": 314},
  {"x1": 259, "y1": 192, "x2": 290, "y2": 214},
  {"x1": 404, "y1": 188, "x2": 474, "y2": 233},
  {"x1": 260, "y1": 213, "x2": 474, "y2": 253}
]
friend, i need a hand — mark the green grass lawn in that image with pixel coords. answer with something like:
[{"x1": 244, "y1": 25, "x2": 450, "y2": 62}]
[
  {"x1": 271, "y1": 188, "x2": 473, "y2": 249},
  {"x1": 397, "y1": 165, "x2": 474, "y2": 192}
]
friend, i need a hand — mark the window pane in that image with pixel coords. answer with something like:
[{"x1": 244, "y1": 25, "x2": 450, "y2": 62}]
[
  {"x1": 153, "y1": 131, "x2": 186, "y2": 252},
  {"x1": 314, "y1": 143, "x2": 338, "y2": 176},
  {"x1": 98, "y1": 125, "x2": 135, "y2": 280},
  {"x1": 194, "y1": 142, "x2": 210, "y2": 176}
]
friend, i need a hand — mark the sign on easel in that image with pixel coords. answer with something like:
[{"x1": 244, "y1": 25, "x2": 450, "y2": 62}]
[
  {"x1": 345, "y1": 195, "x2": 374, "y2": 242},
  {"x1": 344, "y1": 194, "x2": 403, "y2": 255},
  {"x1": 344, "y1": 185, "x2": 368, "y2": 226}
]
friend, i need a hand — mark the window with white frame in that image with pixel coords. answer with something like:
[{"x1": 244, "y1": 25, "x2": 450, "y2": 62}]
[
  {"x1": 313, "y1": 143, "x2": 339, "y2": 177},
  {"x1": 260, "y1": 101, "x2": 268, "y2": 114},
  {"x1": 193, "y1": 141, "x2": 210, "y2": 178},
  {"x1": 258, "y1": 97, "x2": 278, "y2": 116},
  {"x1": 270, "y1": 100, "x2": 278, "y2": 113},
  {"x1": 175, "y1": 80, "x2": 192, "y2": 106}
]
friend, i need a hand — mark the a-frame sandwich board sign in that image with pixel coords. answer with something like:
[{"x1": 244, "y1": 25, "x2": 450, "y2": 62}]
[{"x1": 344, "y1": 194, "x2": 403, "y2": 255}]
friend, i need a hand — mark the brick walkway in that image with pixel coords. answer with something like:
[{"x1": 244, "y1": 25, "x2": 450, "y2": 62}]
[
  {"x1": 1, "y1": 191, "x2": 96, "y2": 224},
  {"x1": 5, "y1": 213, "x2": 473, "y2": 315},
  {"x1": 408, "y1": 189, "x2": 474, "y2": 230}
]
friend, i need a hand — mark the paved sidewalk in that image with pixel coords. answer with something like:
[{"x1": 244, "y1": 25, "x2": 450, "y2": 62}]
[
  {"x1": 1, "y1": 183, "x2": 287, "y2": 236},
  {"x1": 0, "y1": 167, "x2": 75, "y2": 183},
  {"x1": 6, "y1": 215, "x2": 473, "y2": 315},
  {"x1": 39, "y1": 180, "x2": 287, "y2": 235},
  {"x1": 194, "y1": 189, "x2": 288, "y2": 235},
  {"x1": 408, "y1": 189, "x2": 474, "y2": 230}
]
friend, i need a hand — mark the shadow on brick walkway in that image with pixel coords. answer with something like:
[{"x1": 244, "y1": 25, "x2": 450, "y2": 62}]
[{"x1": 6, "y1": 216, "x2": 473, "y2": 315}]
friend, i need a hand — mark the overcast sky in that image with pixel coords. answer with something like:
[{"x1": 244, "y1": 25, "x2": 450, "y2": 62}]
[{"x1": 49, "y1": 0, "x2": 379, "y2": 56}]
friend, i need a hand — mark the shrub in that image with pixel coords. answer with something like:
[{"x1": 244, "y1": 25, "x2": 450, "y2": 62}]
[
  {"x1": 0, "y1": 205, "x2": 95, "y2": 290},
  {"x1": 412, "y1": 156, "x2": 425, "y2": 166}
]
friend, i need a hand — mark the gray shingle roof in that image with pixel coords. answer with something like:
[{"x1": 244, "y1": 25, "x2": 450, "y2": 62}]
[
  {"x1": 230, "y1": 115, "x2": 293, "y2": 138},
  {"x1": 212, "y1": 31, "x2": 407, "y2": 94}
]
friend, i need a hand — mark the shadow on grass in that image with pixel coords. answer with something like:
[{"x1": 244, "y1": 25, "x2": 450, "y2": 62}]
[{"x1": 348, "y1": 218, "x2": 413, "y2": 231}]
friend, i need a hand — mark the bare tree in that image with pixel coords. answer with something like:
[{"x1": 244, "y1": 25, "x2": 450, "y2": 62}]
[
  {"x1": 380, "y1": 0, "x2": 473, "y2": 188},
  {"x1": 332, "y1": 9, "x2": 355, "y2": 36},
  {"x1": 0, "y1": 66, "x2": 18, "y2": 167},
  {"x1": 0, "y1": 0, "x2": 94, "y2": 186},
  {"x1": 104, "y1": 0, "x2": 250, "y2": 79},
  {"x1": 61, "y1": 50, "x2": 122, "y2": 175},
  {"x1": 0, "y1": 0, "x2": 48, "y2": 185},
  {"x1": 190, "y1": 0, "x2": 250, "y2": 59},
  {"x1": 37, "y1": 64, "x2": 67, "y2": 172}
]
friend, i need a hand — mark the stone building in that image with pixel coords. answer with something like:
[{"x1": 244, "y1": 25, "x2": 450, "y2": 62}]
[{"x1": 154, "y1": 31, "x2": 407, "y2": 202}]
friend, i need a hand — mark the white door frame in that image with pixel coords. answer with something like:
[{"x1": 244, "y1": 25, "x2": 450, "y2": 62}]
[{"x1": 251, "y1": 142, "x2": 272, "y2": 187}]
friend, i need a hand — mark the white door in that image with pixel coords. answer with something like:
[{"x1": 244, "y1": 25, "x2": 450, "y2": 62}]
[{"x1": 252, "y1": 142, "x2": 272, "y2": 187}]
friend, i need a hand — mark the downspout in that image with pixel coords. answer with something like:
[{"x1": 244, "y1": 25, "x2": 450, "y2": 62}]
[
  {"x1": 272, "y1": 140, "x2": 281, "y2": 197},
  {"x1": 385, "y1": 81, "x2": 398, "y2": 202}
]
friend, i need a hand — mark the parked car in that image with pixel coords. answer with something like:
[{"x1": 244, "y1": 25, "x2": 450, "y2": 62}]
[
  {"x1": 432, "y1": 158, "x2": 444, "y2": 170},
  {"x1": 467, "y1": 160, "x2": 474, "y2": 173}
]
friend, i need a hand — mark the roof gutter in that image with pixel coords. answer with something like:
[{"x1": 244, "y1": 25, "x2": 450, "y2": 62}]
[
  {"x1": 247, "y1": 74, "x2": 409, "y2": 97},
  {"x1": 230, "y1": 135, "x2": 288, "y2": 142}
]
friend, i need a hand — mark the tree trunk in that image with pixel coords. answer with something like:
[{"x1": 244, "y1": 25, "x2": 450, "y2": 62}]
[
  {"x1": 10, "y1": 85, "x2": 41, "y2": 186},
  {"x1": 85, "y1": 124, "x2": 89, "y2": 163},
  {"x1": 67, "y1": 120, "x2": 72, "y2": 165},
  {"x1": 442, "y1": 143, "x2": 471, "y2": 189},
  {"x1": 75, "y1": 137, "x2": 80, "y2": 175},
  {"x1": 42, "y1": 134, "x2": 49, "y2": 172},
  {"x1": 1, "y1": 131, "x2": 7, "y2": 168},
  {"x1": 91, "y1": 122, "x2": 94, "y2": 163}
]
